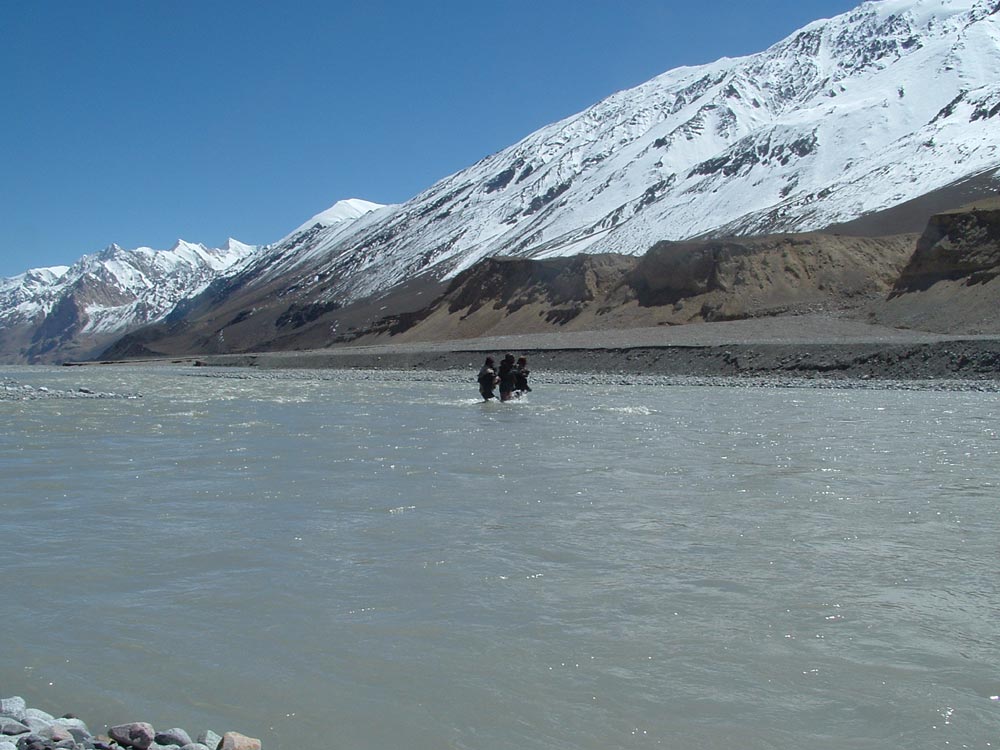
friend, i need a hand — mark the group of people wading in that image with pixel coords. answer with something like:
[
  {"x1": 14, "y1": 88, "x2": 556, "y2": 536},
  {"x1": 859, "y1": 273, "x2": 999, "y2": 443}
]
[{"x1": 477, "y1": 353, "x2": 531, "y2": 402}]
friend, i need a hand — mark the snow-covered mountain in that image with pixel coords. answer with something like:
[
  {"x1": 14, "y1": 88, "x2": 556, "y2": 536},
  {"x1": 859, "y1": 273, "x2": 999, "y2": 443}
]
[
  {"x1": 6, "y1": 0, "x2": 1000, "y2": 361},
  {"x1": 0, "y1": 239, "x2": 257, "y2": 362},
  {"x1": 236, "y1": 199, "x2": 388, "y2": 284},
  {"x1": 236, "y1": 0, "x2": 1000, "y2": 309}
]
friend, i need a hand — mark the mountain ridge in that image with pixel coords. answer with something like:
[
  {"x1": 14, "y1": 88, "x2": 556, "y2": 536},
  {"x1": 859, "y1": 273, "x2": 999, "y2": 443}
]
[
  {"x1": 170, "y1": 0, "x2": 999, "y2": 315},
  {"x1": 4, "y1": 0, "x2": 1000, "y2": 363},
  {"x1": 0, "y1": 239, "x2": 258, "y2": 363}
]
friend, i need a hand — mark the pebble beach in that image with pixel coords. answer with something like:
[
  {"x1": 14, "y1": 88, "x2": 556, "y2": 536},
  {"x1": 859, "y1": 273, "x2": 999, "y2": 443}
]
[{"x1": 174, "y1": 315, "x2": 1000, "y2": 384}]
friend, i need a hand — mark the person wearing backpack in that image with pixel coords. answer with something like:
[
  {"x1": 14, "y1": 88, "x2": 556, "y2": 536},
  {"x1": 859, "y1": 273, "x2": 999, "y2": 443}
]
[{"x1": 477, "y1": 357, "x2": 499, "y2": 400}]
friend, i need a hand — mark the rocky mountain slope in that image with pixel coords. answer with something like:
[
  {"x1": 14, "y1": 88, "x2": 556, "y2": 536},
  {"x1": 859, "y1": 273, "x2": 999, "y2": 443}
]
[
  {"x1": 875, "y1": 197, "x2": 1000, "y2": 332},
  {"x1": 0, "y1": 240, "x2": 256, "y2": 363},
  {"x1": 348, "y1": 200, "x2": 1000, "y2": 345},
  {"x1": 320, "y1": 233, "x2": 919, "y2": 344},
  {"x1": 181, "y1": 0, "x2": 1000, "y2": 306},
  {"x1": 5, "y1": 0, "x2": 1000, "y2": 363},
  {"x1": 101, "y1": 199, "x2": 1000, "y2": 362},
  {"x1": 104, "y1": 0, "x2": 1000, "y2": 361},
  {"x1": 0, "y1": 200, "x2": 385, "y2": 364}
]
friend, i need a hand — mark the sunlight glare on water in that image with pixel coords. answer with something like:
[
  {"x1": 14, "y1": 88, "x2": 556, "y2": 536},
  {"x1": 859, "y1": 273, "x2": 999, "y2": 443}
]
[{"x1": 2, "y1": 366, "x2": 999, "y2": 749}]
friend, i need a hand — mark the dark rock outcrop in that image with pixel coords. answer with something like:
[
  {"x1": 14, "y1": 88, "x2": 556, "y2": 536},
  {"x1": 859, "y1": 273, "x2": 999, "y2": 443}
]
[{"x1": 890, "y1": 206, "x2": 1000, "y2": 293}]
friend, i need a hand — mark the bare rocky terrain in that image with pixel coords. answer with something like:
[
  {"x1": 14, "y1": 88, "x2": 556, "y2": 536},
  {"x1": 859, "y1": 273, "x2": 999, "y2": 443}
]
[
  {"x1": 348, "y1": 233, "x2": 917, "y2": 344},
  {"x1": 95, "y1": 200, "x2": 1000, "y2": 380}
]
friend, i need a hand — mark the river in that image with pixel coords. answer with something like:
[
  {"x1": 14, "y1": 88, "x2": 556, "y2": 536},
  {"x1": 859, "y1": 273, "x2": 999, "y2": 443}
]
[{"x1": 2, "y1": 365, "x2": 998, "y2": 749}]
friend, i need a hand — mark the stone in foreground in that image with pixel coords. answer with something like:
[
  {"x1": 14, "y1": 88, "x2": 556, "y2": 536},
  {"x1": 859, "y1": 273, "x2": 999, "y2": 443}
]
[
  {"x1": 109, "y1": 722, "x2": 156, "y2": 750},
  {"x1": 217, "y1": 732, "x2": 261, "y2": 750}
]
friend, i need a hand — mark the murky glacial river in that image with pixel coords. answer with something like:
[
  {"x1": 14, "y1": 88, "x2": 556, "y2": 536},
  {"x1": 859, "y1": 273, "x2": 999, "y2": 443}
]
[{"x1": 2, "y1": 365, "x2": 999, "y2": 749}]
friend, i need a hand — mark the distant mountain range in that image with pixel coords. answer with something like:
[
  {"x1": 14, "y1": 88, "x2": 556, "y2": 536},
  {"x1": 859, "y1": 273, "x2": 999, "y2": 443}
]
[
  {"x1": 3, "y1": 0, "x2": 999, "y2": 363},
  {"x1": 0, "y1": 239, "x2": 256, "y2": 362}
]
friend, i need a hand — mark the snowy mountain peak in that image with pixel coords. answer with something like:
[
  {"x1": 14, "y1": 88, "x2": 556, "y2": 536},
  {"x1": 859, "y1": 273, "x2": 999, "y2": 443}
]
[
  {"x1": 290, "y1": 198, "x2": 386, "y2": 236},
  {"x1": 168, "y1": 239, "x2": 204, "y2": 253},
  {"x1": 224, "y1": 237, "x2": 256, "y2": 254},
  {"x1": 0, "y1": 265, "x2": 69, "y2": 300},
  {"x1": 0, "y1": 237, "x2": 259, "y2": 362},
  {"x1": 4, "y1": 0, "x2": 1000, "y2": 363},
  {"x1": 22, "y1": 265, "x2": 69, "y2": 285}
]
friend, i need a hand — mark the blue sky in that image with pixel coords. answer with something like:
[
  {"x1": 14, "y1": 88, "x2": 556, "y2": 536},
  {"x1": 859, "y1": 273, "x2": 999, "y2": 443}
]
[{"x1": 1, "y1": 0, "x2": 861, "y2": 278}]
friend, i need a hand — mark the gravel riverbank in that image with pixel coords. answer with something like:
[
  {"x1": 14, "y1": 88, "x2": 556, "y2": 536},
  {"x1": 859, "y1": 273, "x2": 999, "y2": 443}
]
[
  {"x1": 178, "y1": 317, "x2": 1000, "y2": 382},
  {"x1": 191, "y1": 338, "x2": 1000, "y2": 381},
  {"x1": 70, "y1": 316, "x2": 1000, "y2": 381}
]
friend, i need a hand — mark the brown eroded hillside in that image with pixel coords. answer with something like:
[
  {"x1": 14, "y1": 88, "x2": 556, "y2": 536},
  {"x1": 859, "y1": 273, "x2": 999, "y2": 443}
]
[
  {"x1": 344, "y1": 233, "x2": 917, "y2": 345},
  {"x1": 101, "y1": 200, "x2": 1000, "y2": 362}
]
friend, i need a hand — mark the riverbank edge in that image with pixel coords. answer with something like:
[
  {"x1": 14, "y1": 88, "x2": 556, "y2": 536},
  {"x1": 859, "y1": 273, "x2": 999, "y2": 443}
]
[{"x1": 86, "y1": 337, "x2": 1000, "y2": 381}]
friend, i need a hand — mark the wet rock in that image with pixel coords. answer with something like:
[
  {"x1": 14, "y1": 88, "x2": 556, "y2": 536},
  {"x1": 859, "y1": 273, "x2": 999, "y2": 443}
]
[
  {"x1": 2, "y1": 701, "x2": 259, "y2": 750},
  {"x1": 0, "y1": 720, "x2": 28, "y2": 737},
  {"x1": 217, "y1": 732, "x2": 261, "y2": 750},
  {"x1": 109, "y1": 722, "x2": 155, "y2": 750},
  {"x1": 19, "y1": 721, "x2": 50, "y2": 736},
  {"x1": 37, "y1": 725, "x2": 72, "y2": 744},
  {"x1": 51, "y1": 718, "x2": 89, "y2": 743},
  {"x1": 195, "y1": 732, "x2": 221, "y2": 749},
  {"x1": 19, "y1": 713, "x2": 51, "y2": 728},
  {"x1": 0, "y1": 699, "x2": 27, "y2": 722},
  {"x1": 155, "y1": 729, "x2": 192, "y2": 748},
  {"x1": 14, "y1": 734, "x2": 47, "y2": 750}
]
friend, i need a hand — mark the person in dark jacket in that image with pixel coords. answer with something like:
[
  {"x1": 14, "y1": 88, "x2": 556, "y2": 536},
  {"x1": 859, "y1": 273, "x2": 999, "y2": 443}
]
[
  {"x1": 498, "y1": 353, "x2": 517, "y2": 401},
  {"x1": 514, "y1": 356, "x2": 531, "y2": 395},
  {"x1": 477, "y1": 357, "x2": 498, "y2": 400}
]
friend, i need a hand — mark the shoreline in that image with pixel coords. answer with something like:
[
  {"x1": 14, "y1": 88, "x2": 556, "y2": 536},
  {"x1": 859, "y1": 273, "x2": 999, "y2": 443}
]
[
  {"x1": 0, "y1": 695, "x2": 259, "y2": 750},
  {"x1": 193, "y1": 339, "x2": 1000, "y2": 380},
  {"x1": 70, "y1": 318, "x2": 1000, "y2": 380}
]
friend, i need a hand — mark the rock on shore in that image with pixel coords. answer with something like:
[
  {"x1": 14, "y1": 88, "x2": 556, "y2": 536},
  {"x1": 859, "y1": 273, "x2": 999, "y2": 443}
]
[
  {"x1": 0, "y1": 697, "x2": 259, "y2": 750},
  {"x1": 0, "y1": 379, "x2": 139, "y2": 401},
  {"x1": 195, "y1": 336, "x2": 1000, "y2": 382}
]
